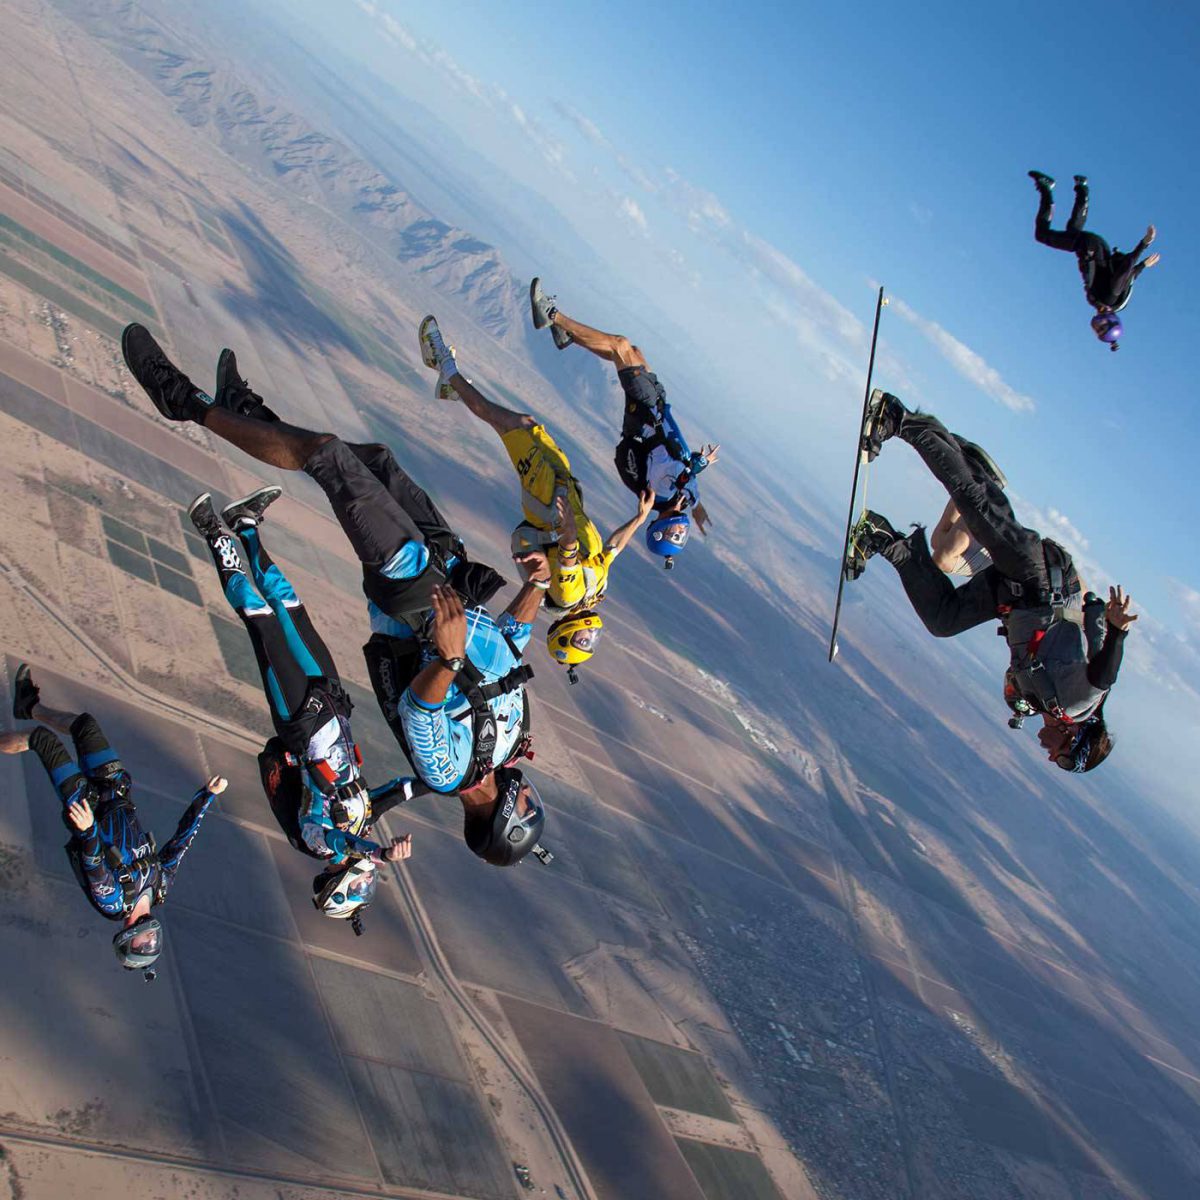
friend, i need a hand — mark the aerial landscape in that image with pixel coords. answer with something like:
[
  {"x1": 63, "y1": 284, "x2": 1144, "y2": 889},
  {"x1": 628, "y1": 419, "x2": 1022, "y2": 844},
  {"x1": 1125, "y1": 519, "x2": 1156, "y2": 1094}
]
[{"x1": 1, "y1": 1, "x2": 1199, "y2": 1198}]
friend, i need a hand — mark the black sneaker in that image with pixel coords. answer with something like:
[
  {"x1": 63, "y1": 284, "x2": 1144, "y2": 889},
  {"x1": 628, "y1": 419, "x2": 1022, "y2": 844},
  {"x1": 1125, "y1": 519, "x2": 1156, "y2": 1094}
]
[
  {"x1": 122, "y1": 324, "x2": 214, "y2": 423},
  {"x1": 959, "y1": 440, "x2": 1007, "y2": 489},
  {"x1": 12, "y1": 663, "x2": 39, "y2": 721},
  {"x1": 845, "y1": 510, "x2": 900, "y2": 580},
  {"x1": 215, "y1": 348, "x2": 271, "y2": 418},
  {"x1": 221, "y1": 485, "x2": 282, "y2": 530},
  {"x1": 187, "y1": 493, "x2": 224, "y2": 540},
  {"x1": 1028, "y1": 170, "x2": 1055, "y2": 191},
  {"x1": 861, "y1": 389, "x2": 905, "y2": 461}
]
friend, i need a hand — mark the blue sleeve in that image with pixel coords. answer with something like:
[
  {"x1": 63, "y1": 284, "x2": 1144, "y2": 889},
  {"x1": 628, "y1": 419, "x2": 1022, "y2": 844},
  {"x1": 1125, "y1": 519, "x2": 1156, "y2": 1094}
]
[
  {"x1": 158, "y1": 788, "x2": 215, "y2": 882},
  {"x1": 322, "y1": 828, "x2": 382, "y2": 864},
  {"x1": 77, "y1": 827, "x2": 125, "y2": 916},
  {"x1": 398, "y1": 689, "x2": 471, "y2": 792},
  {"x1": 495, "y1": 612, "x2": 533, "y2": 655},
  {"x1": 380, "y1": 542, "x2": 430, "y2": 580},
  {"x1": 659, "y1": 405, "x2": 690, "y2": 462}
]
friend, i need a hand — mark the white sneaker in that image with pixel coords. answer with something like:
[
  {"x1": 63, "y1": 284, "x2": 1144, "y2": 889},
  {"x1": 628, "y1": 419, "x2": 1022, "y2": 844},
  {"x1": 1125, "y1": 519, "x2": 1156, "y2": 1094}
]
[{"x1": 418, "y1": 315, "x2": 459, "y2": 401}]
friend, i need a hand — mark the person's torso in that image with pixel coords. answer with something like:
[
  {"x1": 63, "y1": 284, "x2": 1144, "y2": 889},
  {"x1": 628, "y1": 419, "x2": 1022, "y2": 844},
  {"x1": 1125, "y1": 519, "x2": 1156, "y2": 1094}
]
[
  {"x1": 547, "y1": 547, "x2": 610, "y2": 611},
  {"x1": 645, "y1": 444, "x2": 698, "y2": 507},
  {"x1": 85, "y1": 800, "x2": 162, "y2": 913},
  {"x1": 1004, "y1": 600, "x2": 1105, "y2": 720}
]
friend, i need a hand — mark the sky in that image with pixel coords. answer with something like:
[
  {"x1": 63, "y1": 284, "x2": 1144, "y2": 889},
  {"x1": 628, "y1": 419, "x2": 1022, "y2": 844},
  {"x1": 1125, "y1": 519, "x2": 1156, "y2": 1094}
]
[{"x1": 270, "y1": 0, "x2": 1200, "y2": 813}]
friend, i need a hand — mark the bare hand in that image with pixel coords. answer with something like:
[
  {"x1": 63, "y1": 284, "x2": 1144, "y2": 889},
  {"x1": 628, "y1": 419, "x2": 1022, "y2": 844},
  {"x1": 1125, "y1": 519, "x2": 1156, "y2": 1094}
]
[
  {"x1": 699, "y1": 442, "x2": 720, "y2": 466},
  {"x1": 1145, "y1": 224, "x2": 1156, "y2": 244},
  {"x1": 383, "y1": 834, "x2": 413, "y2": 862},
  {"x1": 692, "y1": 502, "x2": 712, "y2": 535},
  {"x1": 1105, "y1": 585, "x2": 1138, "y2": 631},
  {"x1": 1144, "y1": 253, "x2": 1161, "y2": 269},
  {"x1": 513, "y1": 549, "x2": 551, "y2": 585},
  {"x1": 637, "y1": 487, "x2": 656, "y2": 518},
  {"x1": 430, "y1": 584, "x2": 468, "y2": 661},
  {"x1": 206, "y1": 775, "x2": 228, "y2": 795},
  {"x1": 67, "y1": 797, "x2": 95, "y2": 832},
  {"x1": 554, "y1": 493, "x2": 577, "y2": 539}
]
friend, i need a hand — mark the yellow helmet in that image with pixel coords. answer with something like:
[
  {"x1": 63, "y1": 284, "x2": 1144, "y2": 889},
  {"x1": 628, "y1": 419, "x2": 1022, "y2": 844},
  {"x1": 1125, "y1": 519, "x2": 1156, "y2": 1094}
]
[{"x1": 547, "y1": 612, "x2": 604, "y2": 672}]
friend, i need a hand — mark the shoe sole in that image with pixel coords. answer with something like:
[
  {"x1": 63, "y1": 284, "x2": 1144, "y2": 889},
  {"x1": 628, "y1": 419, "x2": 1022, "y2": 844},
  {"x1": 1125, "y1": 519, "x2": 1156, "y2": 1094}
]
[
  {"x1": 12, "y1": 662, "x2": 36, "y2": 720},
  {"x1": 221, "y1": 485, "x2": 282, "y2": 527},
  {"x1": 530, "y1": 278, "x2": 548, "y2": 329},
  {"x1": 418, "y1": 315, "x2": 442, "y2": 368},
  {"x1": 215, "y1": 348, "x2": 234, "y2": 408}
]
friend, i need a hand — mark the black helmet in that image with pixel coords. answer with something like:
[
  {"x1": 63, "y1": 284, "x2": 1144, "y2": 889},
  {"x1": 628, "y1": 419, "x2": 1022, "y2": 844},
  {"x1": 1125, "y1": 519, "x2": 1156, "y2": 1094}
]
[{"x1": 464, "y1": 767, "x2": 547, "y2": 866}]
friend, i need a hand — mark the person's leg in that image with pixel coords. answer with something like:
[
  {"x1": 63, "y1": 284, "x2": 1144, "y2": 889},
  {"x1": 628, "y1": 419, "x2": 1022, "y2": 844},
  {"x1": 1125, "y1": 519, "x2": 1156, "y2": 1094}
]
[
  {"x1": 1067, "y1": 176, "x2": 1089, "y2": 233},
  {"x1": 884, "y1": 530, "x2": 1000, "y2": 638},
  {"x1": 448, "y1": 375, "x2": 536, "y2": 438},
  {"x1": 345, "y1": 443, "x2": 457, "y2": 549},
  {"x1": 202, "y1": 407, "x2": 333, "y2": 470},
  {"x1": 67, "y1": 713, "x2": 130, "y2": 791},
  {"x1": 897, "y1": 411, "x2": 1044, "y2": 583},
  {"x1": 198, "y1": 519, "x2": 313, "y2": 724},
  {"x1": 930, "y1": 500, "x2": 974, "y2": 572},
  {"x1": 23, "y1": 725, "x2": 91, "y2": 808},
  {"x1": 551, "y1": 310, "x2": 647, "y2": 370},
  {"x1": 237, "y1": 524, "x2": 338, "y2": 682}
]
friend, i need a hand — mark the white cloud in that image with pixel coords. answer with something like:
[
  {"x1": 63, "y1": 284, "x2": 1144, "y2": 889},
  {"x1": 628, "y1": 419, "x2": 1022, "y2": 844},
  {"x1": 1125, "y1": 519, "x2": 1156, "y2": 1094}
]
[
  {"x1": 889, "y1": 296, "x2": 1037, "y2": 414},
  {"x1": 617, "y1": 195, "x2": 648, "y2": 234}
]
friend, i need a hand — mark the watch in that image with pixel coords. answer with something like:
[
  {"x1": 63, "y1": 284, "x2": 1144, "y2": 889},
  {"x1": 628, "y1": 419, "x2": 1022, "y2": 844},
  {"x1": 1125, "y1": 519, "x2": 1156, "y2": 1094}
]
[{"x1": 438, "y1": 654, "x2": 466, "y2": 672}]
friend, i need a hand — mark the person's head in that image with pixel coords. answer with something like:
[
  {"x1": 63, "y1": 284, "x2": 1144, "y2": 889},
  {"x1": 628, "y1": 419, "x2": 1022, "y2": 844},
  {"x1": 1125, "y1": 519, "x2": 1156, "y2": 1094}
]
[
  {"x1": 112, "y1": 912, "x2": 163, "y2": 979},
  {"x1": 1038, "y1": 714, "x2": 1114, "y2": 773},
  {"x1": 1090, "y1": 311, "x2": 1122, "y2": 351},
  {"x1": 646, "y1": 513, "x2": 690, "y2": 567},
  {"x1": 312, "y1": 859, "x2": 378, "y2": 921},
  {"x1": 547, "y1": 612, "x2": 603, "y2": 673},
  {"x1": 462, "y1": 767, "x2": 546, "y2": 866}
]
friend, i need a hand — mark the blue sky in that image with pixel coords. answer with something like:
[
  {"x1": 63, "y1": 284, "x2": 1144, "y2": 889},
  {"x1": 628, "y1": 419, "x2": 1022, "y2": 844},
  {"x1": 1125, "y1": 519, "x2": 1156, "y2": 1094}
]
[{"x1": 276, "y1": 0, "x2": 1200, "y2": 807}]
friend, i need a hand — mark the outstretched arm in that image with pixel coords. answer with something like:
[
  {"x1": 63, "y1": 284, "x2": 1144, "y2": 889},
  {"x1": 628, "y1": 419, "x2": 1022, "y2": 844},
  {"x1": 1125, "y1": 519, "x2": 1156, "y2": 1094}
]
[
  {"x1": 1086, "y1": 586, "x2": 1136, "y2": 690},
  {"x1": 604, "y1": 489, "x2": 656, "y2": 558},
  {"x1": 409, "y1": 585, "x2": 467, "y2": 708},
  {"x1": 158, "y1": 776, "x2": 224, "y2": 876}
]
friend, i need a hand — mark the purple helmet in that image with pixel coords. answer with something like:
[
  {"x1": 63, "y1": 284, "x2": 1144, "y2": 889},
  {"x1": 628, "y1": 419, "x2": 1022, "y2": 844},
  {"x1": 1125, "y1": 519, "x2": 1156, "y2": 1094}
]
[{"x1": 1091, "y1": 313, "x2": 1122, "y2": 348}]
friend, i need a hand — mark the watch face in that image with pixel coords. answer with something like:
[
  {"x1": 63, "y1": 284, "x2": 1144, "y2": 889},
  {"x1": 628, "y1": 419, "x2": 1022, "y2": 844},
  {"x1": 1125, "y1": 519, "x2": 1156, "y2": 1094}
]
[{"x1": 442, "y1": 656, "x2": 465, "y2": 671}]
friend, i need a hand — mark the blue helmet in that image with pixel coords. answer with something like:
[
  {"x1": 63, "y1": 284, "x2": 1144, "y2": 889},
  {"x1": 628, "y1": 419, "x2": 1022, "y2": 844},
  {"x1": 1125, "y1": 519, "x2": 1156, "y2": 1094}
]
[{"x1": 646, "y1": 513, "x2": 690, "y2": 565}]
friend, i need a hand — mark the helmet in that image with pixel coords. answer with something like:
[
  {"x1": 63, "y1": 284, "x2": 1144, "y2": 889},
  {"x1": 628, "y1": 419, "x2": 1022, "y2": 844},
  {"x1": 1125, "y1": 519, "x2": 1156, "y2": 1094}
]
[
  {"x1": 1091, "y1": 312, "x2": 1122, "y2": 348},
  {"x1": 646, "y1": 514, "x2": 690, "y2": 563},
  {"x1": 113, "y1": 915, "x2": 163, "y2": 977},
  {"x1": 464, "y1": 767, "x2": 546, "y2": 866},
  {"x1": 313, "y1": 859, "x2": 378, "y2": 919},
  {"x1": 1054, "y1": 716, "x2": 1112, "y2": 772},
  {"x1": 547, "y1": 612, "x2": 603, "y2": 668}
]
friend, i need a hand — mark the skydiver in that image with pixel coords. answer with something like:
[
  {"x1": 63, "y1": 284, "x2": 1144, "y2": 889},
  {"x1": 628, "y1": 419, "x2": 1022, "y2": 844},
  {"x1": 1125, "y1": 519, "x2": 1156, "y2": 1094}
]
[
  {"x1": 418, "y1": 314, "x2": 655, "y2": 678},
  {"x1": 528, "y1": 279, "x2": 719, "y2": 568},
  {"x1": 848, "y1": 392, "x2": 1137, "y2": 773},
  {"x1": 0, "y1": 665, "x2": 224, "y2": 979},
  {"x1": 1028, "y1": 170, "x2": 1160, "y2": 351},
  {"x1": 121, "y1": 325, "x2": 551, "y2": 867},
  {"x1": 187, "y1": 485, "x2": 412, "y2": 927}
]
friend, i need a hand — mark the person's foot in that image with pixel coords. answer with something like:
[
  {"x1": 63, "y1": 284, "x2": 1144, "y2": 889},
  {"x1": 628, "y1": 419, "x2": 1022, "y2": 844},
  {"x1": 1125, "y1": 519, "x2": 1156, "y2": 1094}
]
[
  {"x1": 530, "y1": 278, "x2": 574, "y2": 349},
  {"x1": 12, "y1": 663, "x2": 40, "y2": 721},
  {"x1": 845, "y1": 510, "x2": 900, "y2": 580},
  {"x1": 1028, "y1": 170, "x2": 1055, "y2": 191},
  {"x1": 215, "y1": 348, "x2": 273, "y2": 419},
  {"x1": 418, "y1": 315, "x2": 460, "y2": 401},
  {"x1": 187, "y1": 493, "x2": 225, "y2": 540},
  {"x1": 861, "y1": 389, "x2": 905, "y2": 461},
  {"x1": 221, "y1": 485, "x2": 282, "y2": 531},
  {"x1": 958, "y1": 440, "x2": 1007, "y2": 489},
  {"x1": 1073, "y1": 174, "x2": 1089, "y2": 188},
  {"x1": 122, "y1": 324, "x2": 215, "y2": 423}
]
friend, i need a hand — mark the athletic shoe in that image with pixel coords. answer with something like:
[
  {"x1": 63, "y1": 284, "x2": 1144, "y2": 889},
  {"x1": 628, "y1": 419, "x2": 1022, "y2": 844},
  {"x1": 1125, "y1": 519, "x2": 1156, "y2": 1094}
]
[
  {"x1": 215, "y1": 348, "x2": 272, "y2": 419},
  {"x1": 221, "y1": 485, "x2": 282, "y2": 531},
  {"x1": 529, "y1": 278, "x2": 558, "y2": 329},
  {"x1": 121, "y1": 324, "x2": 214, "y2": 423},
  {"x1": 12, "y1": 663, "x2": 40, "y2": 721},
  {"x1": 845, "y1": 510, "x2": 900, "y2": 580},
  {"x1": 418, "y1": 315, "x2": 460, "y2": 401},
  {"x1": 861, "y1": 389, "x2": 905, "y2": 462},
  {"x1": 530, "y1": 279, "x2": 573, "y2": 350},
  {"x1": 187, "y1": 493, "x2": 225, "y2": 540},
  {"x1": 1028, "y1": 170, "x2": 1055, "y2": 191},
  {"x1": 1073, "y1": 174, "x2": 1088, "y2": 188},
  {"x1": 959, "y1": 440, "x2": 1008, "y2": 489}
]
